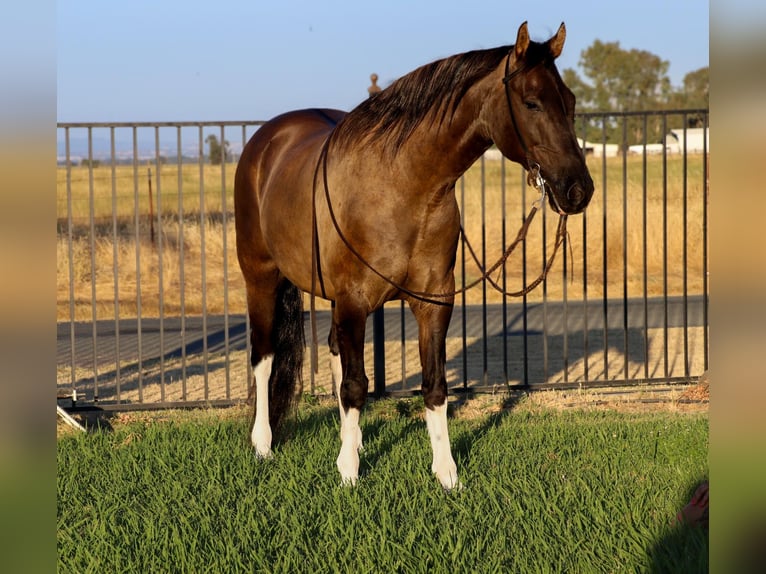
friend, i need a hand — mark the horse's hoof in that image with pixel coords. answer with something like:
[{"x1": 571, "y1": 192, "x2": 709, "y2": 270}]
[
  {"x1": 336, "y1": 462, "x2": 359, "y2": 486},
  {"x1": 443, "y1": 479, "x2": 465, "y2": 492},
  {"x1": 254, "y1": 447, "x2": 273, "y2": 460},
  {"x1": 435, "y1": 471, "x2": 463, "y2": 491},
  {"x1": 339, "y1": 475, "x2": 358, "y2": 487}
]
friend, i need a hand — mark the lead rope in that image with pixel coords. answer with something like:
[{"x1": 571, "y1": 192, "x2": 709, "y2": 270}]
[
  {"x1": 313, "y1": 136, "x2": 567, "y2": 305},
  {"x1": 460, "y1": 164, "x2": 571, "y2": 298}
]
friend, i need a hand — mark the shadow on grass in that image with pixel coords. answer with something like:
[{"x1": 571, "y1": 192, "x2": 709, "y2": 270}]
[
  {"x1": 359, "y1": 416, "x2": 423, "y2": 480},
  {"x1": 272, "y1": 402, "x2": 337, "y2": 449},
  {"x1": 646, "y1": 477, "x2": 709, "y2": 573},
  {"x1": 450, "y1": 391, "x2": 526, "y2": 469}
]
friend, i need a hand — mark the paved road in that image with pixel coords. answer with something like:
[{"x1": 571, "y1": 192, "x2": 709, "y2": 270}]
[{"x1": 58, "y1": 296, "x2": 705, "y2": 370}]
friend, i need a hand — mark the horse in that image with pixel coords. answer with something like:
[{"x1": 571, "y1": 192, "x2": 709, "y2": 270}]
[{"x1": 234, "y1": 21, "x2": 594, "y2": 489}]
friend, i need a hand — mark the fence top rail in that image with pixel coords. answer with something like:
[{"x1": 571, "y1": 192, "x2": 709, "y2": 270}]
[
  {"x1": 57, "y1": 120, "x2": 268, "y2": 129},
  {"x1": 57, "y1": 109, "x2": 709, "y2": 130},
  {"x1": 577, "y1": 108, "x2": 708, "y2": 120}
]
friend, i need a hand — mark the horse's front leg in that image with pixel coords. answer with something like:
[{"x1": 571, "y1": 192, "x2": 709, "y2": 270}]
[
  {"x1": 328, "y1": 313, "x2": 363, "y2": 458},
  {"x1": 333, "y1": 298, "x2": 369, "y2": 485},
  {"x1": 411, "y1": 299, "x2": 460, "y2": 490}
]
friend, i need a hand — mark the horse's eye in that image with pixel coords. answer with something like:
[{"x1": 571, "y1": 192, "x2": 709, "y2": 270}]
[{"x1": 524, "y1": 100, "x2": 541, "y2": 111}]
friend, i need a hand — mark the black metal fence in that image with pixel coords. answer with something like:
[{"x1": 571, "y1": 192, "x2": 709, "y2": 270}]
[{"x1": 56, "y1": 109, "x2": 708, "y2": 409}]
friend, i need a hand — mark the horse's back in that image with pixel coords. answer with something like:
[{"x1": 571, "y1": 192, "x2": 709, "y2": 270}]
[
  {"x1": 234, "y1": 108, "x2": 345, "y2": 285},
  {"x1": 236, "y1": 108, "x2": 345, "y2": 201}
]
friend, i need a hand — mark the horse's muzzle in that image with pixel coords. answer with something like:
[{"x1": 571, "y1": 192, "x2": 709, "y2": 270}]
[{"x1": 549, "y1": 176, "x2": 594, "y2": 215}]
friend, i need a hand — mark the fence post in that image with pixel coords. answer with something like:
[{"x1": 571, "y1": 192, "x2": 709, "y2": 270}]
[{"x1": 368, "y1": 74, "x2": 386, "y2": 398}]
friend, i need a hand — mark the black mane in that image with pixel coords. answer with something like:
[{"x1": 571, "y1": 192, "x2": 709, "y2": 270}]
[
  {"x1": 332, "y1": 40, "x2": 559, "y2": 156},
  {"x1": 333, "y1": 45, "x2": 511, "y2": 156}
]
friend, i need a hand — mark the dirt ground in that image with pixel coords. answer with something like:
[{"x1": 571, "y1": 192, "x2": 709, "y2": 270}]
[{"x1": 57, "y1": 375, "x2": 708, "y2": 438}]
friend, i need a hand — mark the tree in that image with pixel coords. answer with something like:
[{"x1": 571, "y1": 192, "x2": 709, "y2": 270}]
[
  {"x1": 667, "y1": 67, "x2": 709, "y2": 127},
  {"x1": 681, "y1": 67, "x2": 709, "y2": 107},
  {"x1": 564, "y1": 40, "x2": 676, "y2": 146},
  {"x1": 205, "y1": 134, "x2": 230, "y2": 165},
  {"x1": 577, "y1": 40, "x2": 672, "y2": 112}
]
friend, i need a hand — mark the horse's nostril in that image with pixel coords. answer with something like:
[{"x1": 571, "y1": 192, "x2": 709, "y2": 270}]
[{"x1": 567, "y1": 183, "x2": 584, "y2": 205}]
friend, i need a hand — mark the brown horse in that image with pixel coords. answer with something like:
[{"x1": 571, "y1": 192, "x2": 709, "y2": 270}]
[{"x1": 234, "y1": 22, "x2": 593, "y2": 489}]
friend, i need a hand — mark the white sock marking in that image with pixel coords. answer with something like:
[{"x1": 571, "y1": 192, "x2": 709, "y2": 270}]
[
  {"x1": 425, "y1": 402, "x2": 460, "y2": 490},
  {"x1": 336, "y1": 407, "x2": 362, "y2": 485},
  {"x1": 251, "y1": 355, "x2": 274, "y2": 458},
  {"x1": 331, "y1": 352, "x2": 363, "y2": 454}
]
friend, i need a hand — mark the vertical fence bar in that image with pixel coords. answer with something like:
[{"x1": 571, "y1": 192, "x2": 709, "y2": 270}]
[
  {"x1": 87, "y1": 128, "x2": 99, "y2": 400},
  {"x1": 110, "y1": 127, "x2": 121, "y2": 400},
  {"x1": 65, "y1": 128, "x2": 76, "y2": 393},
  {"x1": 521, "y1": 170, "x2": 529, "y2": 386},
  {"x1": 199, "y1": 126, "x2": 209, "y2": 397},
  {"x1": 580, "y1": 118, "x2": 589, "y2": 384},
  {"x1": 155, "y1": 127, "x2": 166, "y2": 401},
  {"x1": 372, "y1": 306, "x2": 386, "y2": 397},
  {"x1": 147, "y1": 169, "x2": 155, "y2": 244},
  {"x1": 220, "y1": 124, "x2": 231, "y2": 399},
  {"x1": 500, "y1": 157, "x2": 508, "y2": 383},
  {"x1": 400, "y1": 301, "x2": 406, "y2": 390},
  {"x1": 178, "y1": 126, "x2": 187, "y2": 399},
  {"x1": 681, "y1": 114, "x2": 690, "y2": 377},
  {"x1": 702, "y1": 112, "x2": 709, "y2": 372},
  {"x1": 562, "y1": 202, "x2": 569, "y2": 384},
  {"x1": 480, "y1": 156, "x2": 488, "y2": 385},
  {"x1": 132, "y1": 126, "x2": 144, "y2": 402},
  {"x1": 641, "y1": 114, "x2": 650, "y2": 380},
  {"x1": 541, "y1": 186, "x2": 549, "y2": 383},
  {"x1": 621, "y1": 116, "x2": 629, "y2": 382},
  {"x1": 661, "y1": 114, "x2": 669, "y2": 380},
  {"x1": 460, "y1": 176, "x2": 467, "y2": 387},
  {"x1": 601, "y1": 118, "x2": 609, "y2": 381}
]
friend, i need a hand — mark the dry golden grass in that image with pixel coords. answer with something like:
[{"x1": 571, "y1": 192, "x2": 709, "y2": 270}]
[{"x1": 57, "y1": 154, "x2": 707, "y2": 322}]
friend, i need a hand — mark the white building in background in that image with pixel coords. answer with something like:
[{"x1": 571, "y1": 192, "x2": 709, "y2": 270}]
[
  {"x1": 483, "y1": 127, "x2": 709, "y2": 159},
  {"x1": 577, "y1": 138, "x2": 619, "y2": 158},
  {"x1": 664, "y1": 127, "x2": 710, "y2": 154},
  {"x1": 629, "y1": 127, "x2": 710, "y2": 155}
]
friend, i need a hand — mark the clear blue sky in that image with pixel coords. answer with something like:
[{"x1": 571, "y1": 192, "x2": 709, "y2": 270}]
[{"x1": 57, "y1": 0, "x2": 709, "y2": 123}]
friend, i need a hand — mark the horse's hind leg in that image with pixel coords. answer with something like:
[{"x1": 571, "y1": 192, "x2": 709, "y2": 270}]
[
  {"x1": 332, "y1": 298, "x2": 369, "y2": 485},
  {"x1": 245, "y1": 274, "x2": 305, "y2": 458},
  {"x1": 410, "y1": 300, "x2": 460, "y2": 490},
  {"x1": 246, "y1": 279, "x2": 278, "y2": 457}
]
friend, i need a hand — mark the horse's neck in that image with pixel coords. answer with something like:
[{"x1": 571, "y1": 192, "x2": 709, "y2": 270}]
[{"x1": 398, "y1": 79, "x2": 497, "y2": 188}]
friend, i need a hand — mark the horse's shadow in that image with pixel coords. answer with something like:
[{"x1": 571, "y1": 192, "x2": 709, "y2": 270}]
[
  {"x1": 449, "y1": 391, "x2": 526, "y2": 464},
  {"x1": 386, "y1": 301, "x2": 655, "y2": 392}
]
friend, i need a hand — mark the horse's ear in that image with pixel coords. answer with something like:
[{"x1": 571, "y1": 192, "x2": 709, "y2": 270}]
[
  {"x1": 514, "y1": 21, "x2": 530, "y2": 60},
  {"x1": 548, "y1": 22, "x2": 566, "y2": 59}
]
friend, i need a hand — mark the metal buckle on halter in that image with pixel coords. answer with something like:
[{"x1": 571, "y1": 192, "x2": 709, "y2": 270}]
[{"x1": 527, "y1": 162, "x2": 547, "y2": 209}]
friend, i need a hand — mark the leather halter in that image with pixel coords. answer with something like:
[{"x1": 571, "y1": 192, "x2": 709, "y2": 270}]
[{"x1": 502, "y1": 52, "x2": 535, "y2": 162}]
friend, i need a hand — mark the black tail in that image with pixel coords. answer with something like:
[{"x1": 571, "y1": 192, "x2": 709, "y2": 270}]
[{"x1": 267, "y1": 280, "x2": 305, "y2": 434}]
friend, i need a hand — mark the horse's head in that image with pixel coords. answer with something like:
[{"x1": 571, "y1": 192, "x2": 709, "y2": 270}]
[{"x1": 489, "y1": 22, "x2": 594, "y2": 215}]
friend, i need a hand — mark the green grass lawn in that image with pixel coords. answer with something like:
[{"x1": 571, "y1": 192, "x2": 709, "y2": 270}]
[{"x1": 57, "y1": 398, "x2": 708, "y2": 573}]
